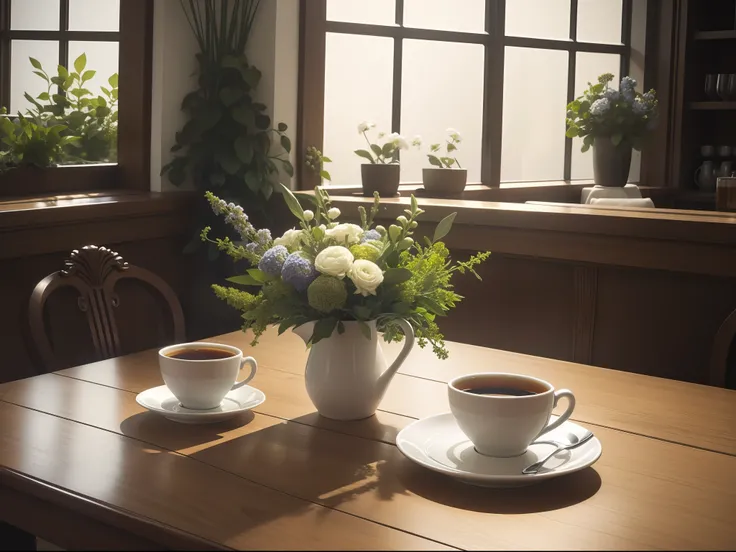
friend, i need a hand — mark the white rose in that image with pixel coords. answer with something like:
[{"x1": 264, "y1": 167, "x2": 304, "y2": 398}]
[
  {"x1": 326, "y1": 223, "x2": 363, "y2": 245},
  {"x1": 273, "y1": 228, "x2": 304, "y2": 249},
  {"x1": 349, "y1": 260, "x2": 384, "y2": 296},
  {"x1": 327, "y1": 207, "x2": 341, "y2": 220},
  {"x1": 315, "y1": 246, "x2": 354, "y2": 279},
  {"x1": 303, "y1": 210, "x2": 314, "y2": 222}
]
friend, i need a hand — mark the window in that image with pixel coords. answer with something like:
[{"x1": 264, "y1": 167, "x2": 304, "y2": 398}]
[
  {"x1": 0, "y1": 0, "x2": 152, "y2": 195},
  {"x1": 298, "y1": 0, "x2": 643, "y2": 189}
]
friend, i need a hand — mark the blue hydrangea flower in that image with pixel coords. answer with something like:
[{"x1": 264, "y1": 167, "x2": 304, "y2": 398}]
[
  {"x1": 632, "y1": 98, "x2": 648, "y2": 116},
  {"x1": 622, "y1": 89, "x2": 635, "y2": 102},
  {"x1": 620, "y1": 76, "x2": 637, "y2": 91},
  {"x1": 360, "y1": 229, "x2": 382, "y2": 243},
  {"x1": 246, "y1": 242, "x2": 259, "y2": 255},
  {"x1": 589, "y1": 98, "x2": 611, "y2": 117},
  {"x1": 603, "y1": 88, "x2": 619, "y2": 102},
  {"x1": 643, "y1": 91, "x2": 656, "y2": 104},
  {"x1": 281, "y1": 252, "x2": 318, "y2": 292},
  {"x1": 258, "y1": 245, "x2": 289, "y2": 277}
]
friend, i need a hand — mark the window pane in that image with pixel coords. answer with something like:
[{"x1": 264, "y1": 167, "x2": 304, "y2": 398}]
[
  {"x1": 326, "y1": 0, "x2": 395, "y2": 25},
  {"x1": 501, "y1": 47, "x2": 568, "y2": 182},
  {"x1": 505, "y1": 0, "x2": 570, "y2": 40},
  {"x1": 577, "y1": 0, "x2": 622, "y2": 44},
  {"x1": 10, "y1": 40, "x2": 59, "y2": 114},
  {"x1": 400, "y1": 40, "x2": 483, "y2": 183},
  {"x1": 323, "y1": 34, "x2": 393, "y2": 186},
  {"x1": 403, "y1": 0, "x2": 485, "y2": 33},
  {"x1": 571, "y1": 52, "x2": 620, "y2": 180},
  {"x1": 69, "y1": 41, "x2": 119, "y2": 100},
  {"x1": 69, "y1": 0, "x2": 120, "y2": 31},
  {"x1": 11, "y1": 0, "x2": 59, "y2": 30}
]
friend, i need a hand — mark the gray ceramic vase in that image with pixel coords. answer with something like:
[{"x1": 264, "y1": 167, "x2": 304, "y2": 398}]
[
  {"x1": 422, "y1": 168, "x2": 468, "y2": 195},
  {"x1": 593, "y1": 136, "x2": 632, "y2": 187},
  {"x1": 361, "y1": 164, "x2": 400, "y2": 197}
]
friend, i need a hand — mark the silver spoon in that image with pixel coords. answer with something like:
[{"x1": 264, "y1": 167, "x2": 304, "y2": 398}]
[{"x1": 522, "y1": 431, "x2": 595, "y2": 475}]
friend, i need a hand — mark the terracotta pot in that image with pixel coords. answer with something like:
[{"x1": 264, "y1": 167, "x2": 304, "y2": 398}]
[
  {"x1": 361, "y1": 163, "x2": 400, "y2": 197},
  {"x1": 593, "y1": 137, "x2": 632, "y2": 187},
  {"x1": 422, "y1": 168, "x2": 468, "y2": 195}
]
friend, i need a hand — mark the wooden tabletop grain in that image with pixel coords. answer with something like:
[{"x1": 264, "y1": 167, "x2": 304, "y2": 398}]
[{"x1": 1, "y1": 328, "x2": 735, "y2": 550}]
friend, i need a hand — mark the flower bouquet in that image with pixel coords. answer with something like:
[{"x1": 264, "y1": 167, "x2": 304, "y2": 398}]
[
  {"x1": 201, "y1": 185, "x2": 490, "y2": 419},
  {"x1": 566, "y1": 73, "x2": 658, "y2": 187}
]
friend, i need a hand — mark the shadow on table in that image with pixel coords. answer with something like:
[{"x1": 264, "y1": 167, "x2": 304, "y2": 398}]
[
  {"x1": 397, "y1": 458, "x2": 602, "y2": 514},
  {"x1": 121, "y1": 407, "x2": 599, "y2": 519},
  {"x1": 120, "y1": 410, "x2": 256, "y2": 450}
]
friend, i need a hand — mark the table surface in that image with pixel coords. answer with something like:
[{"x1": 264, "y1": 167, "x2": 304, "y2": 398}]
[{"x1": 1, "y1": 329, "x2": 736, "y2": 550}]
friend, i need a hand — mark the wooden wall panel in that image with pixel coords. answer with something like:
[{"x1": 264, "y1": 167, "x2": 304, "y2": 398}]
[
  {"x1": 443, "y1": 254, "x2": 576, "y2": 363},
  {"x1": 592, "y1": 266, "x2": 736, "y2": 384}
]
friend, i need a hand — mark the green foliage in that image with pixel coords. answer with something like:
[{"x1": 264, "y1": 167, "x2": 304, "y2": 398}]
[
  {"x1": 204, "y1": 186, "x2": 491, "y2": 358},
  {"x1": 0, "y1": 54, "x2": 118, "y2": 171},
  {"x1": 354, "y1": 123, "x2": 419, "y2": 164},
  {"x1": 426, "y1": 129, "x2": 462, "y2": 169},
  {"x1": 305, "y1": 145, "x2": 331, "y2": 183},
  {"x1": 566, "y1": 73, "x2": 658, "y2": 152},
  {"x1": 162, "y1": 0, "x2": 293, "y2": 211}
]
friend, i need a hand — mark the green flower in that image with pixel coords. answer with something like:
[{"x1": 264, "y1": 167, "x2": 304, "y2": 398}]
[
  {"x1": 349, "y1": 243, "x2": 380, "y2": 262},
  {"x1": 307, "y1": 275, "x2": 348, "y2": 313}
]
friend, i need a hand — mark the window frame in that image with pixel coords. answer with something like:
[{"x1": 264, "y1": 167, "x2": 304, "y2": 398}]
[
  {"x1": 298, "y1": 0, "x2": 635, "y2": 190},
  {"x1": 0, "y1": 0, "x2": 153, "y2": 197}
]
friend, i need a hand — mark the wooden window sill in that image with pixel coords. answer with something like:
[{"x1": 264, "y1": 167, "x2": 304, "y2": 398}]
[{"x1": 0, "y1": 190, "x2": 194, "y2": 260}]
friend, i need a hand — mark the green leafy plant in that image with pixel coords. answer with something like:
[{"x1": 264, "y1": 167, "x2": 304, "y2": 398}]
[
  {"x1": 354, "y1": 121, "x2": 420, "y2": 164},
  {"x1": 0, "y1": 112, "x2": 79, "y2": 169},
  {"x1": 0, "y1": 53, "x2": 118, "y2": 171},
  {"x1": 566, "y1": 73, "x2": 658, "y2": 152},
  {"x1": 201, "y1": 186, "x2": 491, "y2": 359},
  {"x1": 427, "y1": 128, "x2": 462, "y2": 169},
  {"x1": 162, "y1": 0, "x2": 293, "y2": 210},
  {"x1": 305, "y1": 145, "x2": 331, "y2": 183}
]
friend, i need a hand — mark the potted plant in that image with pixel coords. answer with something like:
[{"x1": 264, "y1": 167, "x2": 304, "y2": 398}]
[
  {"x1": 354, "y1": 122, "x2": 416, "y2": 197},
  {"x1": 422, "y1": 128, "x2": 467, "y2": 195},
  {"x1": 201, "y1": 186, "x2": 490, "y2": 420},
  {"x1": 0, "y1": 54, "x2": 119, "y2": 173},
  {"x1": 566, "y1": 74, "x2": 657, "y2": 187}
]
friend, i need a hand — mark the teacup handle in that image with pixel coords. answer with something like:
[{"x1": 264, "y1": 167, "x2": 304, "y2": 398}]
[
  {"x1": 231, "y1": 356, "x2": 258, "y2": 391},
  {"x1": 536, "y1": 389, "x2": 576, "y2": 438}
]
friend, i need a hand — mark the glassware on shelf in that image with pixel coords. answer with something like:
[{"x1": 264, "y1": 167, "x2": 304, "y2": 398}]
[
  {"x1": 705, "y1": 74, "x2": 719, "y2": 101},
  {"x1": 695, "y1": 160, "x2": 717, "y2": 191},
  {"x1": 716, "y1": 73, "x2": 731, "y2": 101}
]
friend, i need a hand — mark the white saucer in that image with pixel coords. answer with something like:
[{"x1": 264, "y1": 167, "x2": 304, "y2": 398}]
[
  {"x1": 135, "y1": 385, "x2": 266, "y2": 424},
  {"x1": 396, "y1": 413, "x2": 602, "y2": 487}
]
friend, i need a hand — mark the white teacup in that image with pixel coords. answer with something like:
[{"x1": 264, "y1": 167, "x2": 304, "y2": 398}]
[
  {"x1": 448, "y1": 372, "x2": 575, "y2": 457},
  {"x1": 158, "y1": 342, "x2": 258, "y2": 410}
]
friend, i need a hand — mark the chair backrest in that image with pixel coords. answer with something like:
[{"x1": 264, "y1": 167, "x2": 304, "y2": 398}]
[{"x1": 28, "y1": 245, "x2": 185, "y2": 372}]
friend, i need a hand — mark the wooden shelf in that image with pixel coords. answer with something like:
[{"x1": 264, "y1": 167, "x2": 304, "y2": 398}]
[
  {"x1": 689, "y1": 101, "x2": 736, "y2": 110},
  {"x1": 694, "y1": 30, "x2": 736, "y2": 40}
]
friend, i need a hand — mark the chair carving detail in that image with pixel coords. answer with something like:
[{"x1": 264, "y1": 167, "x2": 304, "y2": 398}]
[{"x1": 28, "y1": 245, "x2": 185, "y2": 371}]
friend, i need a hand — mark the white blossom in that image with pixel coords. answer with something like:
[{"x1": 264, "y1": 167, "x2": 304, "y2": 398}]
[
  {"x1": 273, "y1": 228, "x2": 304, "y2": 250},
  {"x1": 358, "y1": 121, "x2": 376, "y2": 133},
  {"x1": 387, "y1": 132, "x2": 410, "y2": 150},
  {"x1": 315, "y1": 246, "x2": 354, "y2": 279},
  {"x1": 303, "y1": 210, "x2": 314, "y2": 222},
  {"x1": 327, "y1": 207, "x2": 341, "y2": 220},
  {"x1": 326, "y1": 223, "x2": 364, "y2": 245},
  {"x1": 348, "y1": 260, "x2": 384, "y2": 296}
]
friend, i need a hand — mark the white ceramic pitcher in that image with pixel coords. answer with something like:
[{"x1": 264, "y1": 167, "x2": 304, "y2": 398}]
[{"x1": 292, "y1": 319, "x2": 415, "y2": 420}]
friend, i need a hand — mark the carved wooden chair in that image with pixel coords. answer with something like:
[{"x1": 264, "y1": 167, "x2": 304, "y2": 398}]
[
  {"x1": 711, "y1": 308, "x2": 736, "y2": 389},
  {"x1": 28, "y1": 245, "x2": 185, "y2": 372}
]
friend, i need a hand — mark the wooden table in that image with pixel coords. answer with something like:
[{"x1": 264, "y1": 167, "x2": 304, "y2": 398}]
[{"x1": 1, "y1": 329, "x2": 736, "y2": 550}]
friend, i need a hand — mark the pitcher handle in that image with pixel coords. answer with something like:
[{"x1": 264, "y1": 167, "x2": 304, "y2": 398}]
[{"x1": 380, "y1": 318, "x2": 415, "y2": 382}]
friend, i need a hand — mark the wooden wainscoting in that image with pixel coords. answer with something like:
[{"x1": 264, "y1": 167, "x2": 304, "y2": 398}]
[{"x1": 441, "y1": 251, "x2": 736, "y2": 386}]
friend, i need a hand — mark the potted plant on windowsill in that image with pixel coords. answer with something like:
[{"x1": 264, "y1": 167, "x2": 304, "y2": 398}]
[
  {"x1": 422, "y1": 128, "x2": 467, "y2": 195},
  {"x1": 0, "y1": 54, "x2": 119, "y2": 176},
  {"x1": 354, "y1": 122, "x2": 416, "y2": 197},
  {"x1": 566, "y1": 73, "x2": 658, "y2": 187}
]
